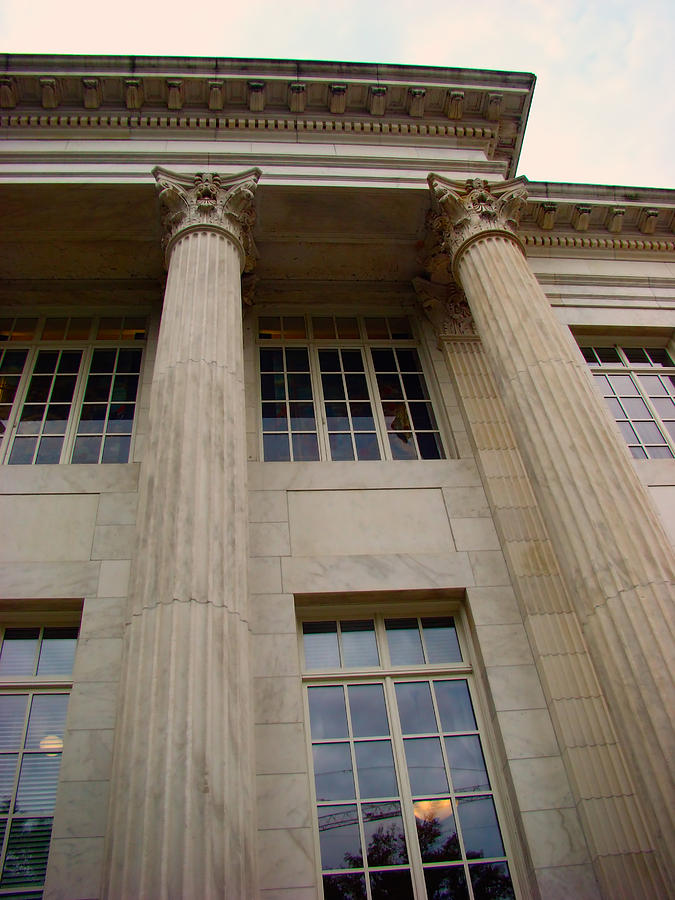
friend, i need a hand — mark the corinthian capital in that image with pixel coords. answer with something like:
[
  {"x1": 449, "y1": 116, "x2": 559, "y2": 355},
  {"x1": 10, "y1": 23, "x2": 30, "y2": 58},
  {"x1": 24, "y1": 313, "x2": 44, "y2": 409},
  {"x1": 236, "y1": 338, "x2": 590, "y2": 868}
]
[
  {"x1": 425, "y1": 175, "x2": 528, "y2": 280},
  {"x1": 153, "y1": 166, "x2": 262, "y2": 271},
  {"x1": 413, "y1": 277, "x2": 477, "y2": 341}
]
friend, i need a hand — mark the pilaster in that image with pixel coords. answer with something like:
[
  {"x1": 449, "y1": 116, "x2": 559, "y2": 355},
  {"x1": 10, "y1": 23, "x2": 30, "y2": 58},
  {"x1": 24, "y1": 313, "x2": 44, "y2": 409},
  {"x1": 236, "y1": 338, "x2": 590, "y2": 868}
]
[
  {"x1": 424, "y1": 175, "x2": 675, "y2": 887},
  {"x1": 102, "y1": 168, "x2": 261, "y2": 899}
]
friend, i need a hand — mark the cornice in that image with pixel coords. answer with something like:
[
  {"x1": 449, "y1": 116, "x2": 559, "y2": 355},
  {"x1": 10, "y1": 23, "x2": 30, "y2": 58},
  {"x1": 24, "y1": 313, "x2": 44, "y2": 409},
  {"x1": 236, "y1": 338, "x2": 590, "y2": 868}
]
[{"x1": 0, "y1": 55, "x2": 535, "y2": 177}]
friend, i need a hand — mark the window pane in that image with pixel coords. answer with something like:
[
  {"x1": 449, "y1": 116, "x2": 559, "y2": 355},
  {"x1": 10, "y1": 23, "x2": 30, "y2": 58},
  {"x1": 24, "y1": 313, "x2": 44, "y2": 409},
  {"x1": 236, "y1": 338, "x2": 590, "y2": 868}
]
[
  {"x1": 329, "y1": 433, "x2": 355, "y2": 461},
  {"x1": 258, "y1": 316, "x2": 281, "y2": 340},
  {"x1": 370, "y1": 870, "x2": 414, "y2": 897},
  {"x1": 386, "y1": 619, "x2": 424, "y2": 665},
  {"x1": 336, "y1": 318, "x2": 360, "y2": 340},
  {"x1": 322, "y1": 873, "x2": 366, "y2": 898},
  {"x1": 37, "y1": 628, "x2": 78, "y2": 676},
  {"x1": 259, "y1": 347, "x2": 283, "y2": 372},
  {"x1": 434, "y1": 681, "x2": 477, "y2": 733},
  {"x1": 282, "y1": 316, "x2": 306, "y2": 339},
  {"x1": 35, "y1": 436, "x2": 63, "y2": 464},
  {"x1": 303, "y1": 622, "x2": 340, "y2": 670},
  {"x1": 0, "y1": 696, "x2": 29, "y2": 749},
  {"x1": 260, "y1": 374, "x2": 286, "y2": 401},
  {"x1": 1, "y1": 817, "x2": 52, "y2": 889},
  {"x1": 15, "y1": 755, "x2": 61, "y2": 813},
  {"x1": 388, "y1": 432, "x2": 417, "y2": 460},
  {"x1": 312, "y1": 317, "x2": 335, "y2": 339},
  {"x1": 71, "y1": 435, "x2": 101, "y2": 464},
  {"x1": 354, "y1": 740, "x2": 398, "y2": 798},
  {"x1": 289, "y1": 402, "x2": 315, "y2": 431},
  {"x1": 363, "y1": 801, "x2": 408, "y2": 865},
  {"x1": 622, "y1": 347, "x2": 649, "y2": 364},
  {"x1": 0, "y1": 630, "x2": 39, "y2": 676},
  {"x1": 456, "y1": 795, "x2": 504, "y2": 859},
  {"x1": 396, "y1": 682, "x2": 437, "y2": 734},
  {"x1": 446, "y1": 735, "x2": 490, "y2": 792},
  {"x1": 595, "y1": 347, "x2": 621, "y2": 364},
  {"x1": 354, "y1": 434, "x2": 380, "y2": 460},
  {"x1": 365, "y1": 317, "x2": 388, "y2": 339},
  {"x1": 262, "y1": 402, "x2": 288, "y2": 432},
  {"x1": 262, "y1": 433, "x2": 290, "y2": 461},
  {"x1": 424, "y1": 864, "x2": 468, "y2": 900},
  {"x1": 313, "y1": 743, "x2": 355, "y2": 801},
  {"x1": 341, "y1": 621, "x2": 379, "y2": 668},
  {"x1": 417, "y1": 432, "x2": 444, "y2": 460},
  {"x1": 308, "y1": 686, "x2": 348, "y2": 739},
  {"x1": 102, "y1": 434, "x2": 131, "y2": 463},
  {"x1": 0, "y1": 753, "x2": 18, "y2": 808},
  {"x1": 318, "y1": 805, "x2": 362, "y2": 870},
  {"x1": 285, "y1": 347, "x2": 310, "y2": 371},
  {"x1": 291, "y1": 432, "x2": 319, "y2": 461},
  {"x1": 469, "y1": 861, "x2": 515, "y2": 900},
  {"x1": 414, "y1": 798, "x2": 460, "y2": 862},
  {"x1": 404, "y1": 738, "x2": 449, "y2": 795},
  {"x1": 340, "y1": 350, "x2": 364, "y2": 372},
  {"x1": 422, "y1": 618, "x2": 462, "y2": 663},
  {"x1": 25, "y1": 695, "x2": 69, "y2": 751},
  {"x1": 348, "y1": 685, "x2": 389, "y2": 738}
]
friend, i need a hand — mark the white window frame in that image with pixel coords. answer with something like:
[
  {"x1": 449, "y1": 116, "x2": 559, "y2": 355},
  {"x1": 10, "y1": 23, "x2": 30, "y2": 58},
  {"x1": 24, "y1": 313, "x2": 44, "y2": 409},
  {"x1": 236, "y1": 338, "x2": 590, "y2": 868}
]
[
  {"x1": 0, "y1": 314, "x2": 146, "y2": 465},
  {"x1": 579, "y1": 341, "x2": 675, "y2": 459},
  {"x1": 0, "y1": 621, "x2": 79, "y2": 898},
  {"x1": 256, "y1": 312, "x2": 448, "y2": 462},
  {"x1": 298, "y1": 603, "x2": 521, "y2": 900}
]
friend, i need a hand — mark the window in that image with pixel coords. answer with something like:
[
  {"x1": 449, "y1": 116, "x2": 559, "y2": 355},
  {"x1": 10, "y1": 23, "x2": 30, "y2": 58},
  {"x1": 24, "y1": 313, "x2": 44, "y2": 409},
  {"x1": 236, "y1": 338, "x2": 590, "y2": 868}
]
[
  {"x1": 258, "y1": 315, "x2": 445, "y2": 461},
  {"x1": 580, "y1": 344, "x2": 675, "y2": 459},
  {"x1": 0, "y1": 626, "x2": 78, "y2": 897},
  {"x1": 0, "y1": 315, "x2": 146, "y2": 465},
  {"x1": 301, "y1": 613, "x2": 516, "y2": 900}
]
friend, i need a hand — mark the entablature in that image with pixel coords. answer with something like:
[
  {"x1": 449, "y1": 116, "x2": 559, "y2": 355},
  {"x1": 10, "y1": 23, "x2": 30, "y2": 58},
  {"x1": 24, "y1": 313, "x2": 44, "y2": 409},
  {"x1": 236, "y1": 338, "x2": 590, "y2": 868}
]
[{"x1": 0, "y1": 54, "x2": 535, "y2": 177}]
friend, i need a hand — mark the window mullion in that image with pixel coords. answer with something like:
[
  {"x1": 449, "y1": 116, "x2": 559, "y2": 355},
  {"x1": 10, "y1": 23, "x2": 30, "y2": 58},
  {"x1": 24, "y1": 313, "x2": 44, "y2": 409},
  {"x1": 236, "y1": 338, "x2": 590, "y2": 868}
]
[
  {"x1": 1, "y1": 346, "x2": 36, "y2": 464},
  {"x1": 383, "y1": 676, "x2": 426, "y2": 899},
  {"x1": 363, "y1": 347, "x2": 389, "y2": 461},
  {"x1": 309, "y1": 346, "x2": 330, "y2": 462},
  {"x1": 62, "y1": 345, "x2": 91, "y2": 463}
]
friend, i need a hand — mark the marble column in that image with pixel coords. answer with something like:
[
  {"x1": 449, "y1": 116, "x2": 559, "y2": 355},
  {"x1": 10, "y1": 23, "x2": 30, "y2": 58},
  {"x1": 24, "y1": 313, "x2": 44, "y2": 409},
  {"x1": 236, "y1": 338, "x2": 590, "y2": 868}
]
[
  {"x1": 102, "y1": 167, "x2": 261, "y2": 900},
  {"x1": 416, "y1": 281, "x2": 668, "y2": 895},
  {"x1": 425, "y1": 176, "x2": 675, "y2": 878}
]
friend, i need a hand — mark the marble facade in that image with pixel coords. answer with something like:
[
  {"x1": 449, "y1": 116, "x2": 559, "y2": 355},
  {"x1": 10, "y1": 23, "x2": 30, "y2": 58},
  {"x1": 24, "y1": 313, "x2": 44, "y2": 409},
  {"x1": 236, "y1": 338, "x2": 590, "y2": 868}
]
[{"x1": 0, "y1": 54, "x2": 673, "y2": 900}]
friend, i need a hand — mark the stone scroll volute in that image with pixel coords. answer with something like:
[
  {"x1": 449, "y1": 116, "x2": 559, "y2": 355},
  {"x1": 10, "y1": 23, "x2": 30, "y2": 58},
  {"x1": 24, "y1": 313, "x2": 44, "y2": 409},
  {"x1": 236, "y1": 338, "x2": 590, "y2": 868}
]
[{"x1": 153, "y1": 166, "x2": 262, "y2": 271}]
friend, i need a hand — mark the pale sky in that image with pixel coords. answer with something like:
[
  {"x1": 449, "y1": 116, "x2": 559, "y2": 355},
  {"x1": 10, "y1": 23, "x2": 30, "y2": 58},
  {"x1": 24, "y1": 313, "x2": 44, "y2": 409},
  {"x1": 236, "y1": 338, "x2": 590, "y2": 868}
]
[{"x1": 2, "y1": 0, "x2": 674, "y2": 189}]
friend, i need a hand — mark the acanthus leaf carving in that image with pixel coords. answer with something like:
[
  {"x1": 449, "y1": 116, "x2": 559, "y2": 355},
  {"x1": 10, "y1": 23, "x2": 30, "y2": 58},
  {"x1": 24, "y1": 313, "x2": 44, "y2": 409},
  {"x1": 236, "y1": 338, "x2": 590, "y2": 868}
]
[
  {"x1": 413, "y1": 277, "x2": 477, "y2": 340},
  {"x1": 153, "y1": 166, "x2": 262, "y2": 271},
  {"x1": 426, "y1": 174, "x2": 528, "y2": 279}
]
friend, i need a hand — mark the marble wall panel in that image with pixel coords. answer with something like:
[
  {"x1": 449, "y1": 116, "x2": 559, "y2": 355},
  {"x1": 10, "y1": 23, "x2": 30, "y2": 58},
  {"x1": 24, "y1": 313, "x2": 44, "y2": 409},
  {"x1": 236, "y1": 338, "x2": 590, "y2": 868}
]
[
  {"x1": 288, "y1": 488, "x2": 454, "y2": 556},
  {"x1": 0, "y1": 494, "x2": 98, "y2": 562},
  {"x1": 257, "y1": 827, "x2": 316, "y2": 892},
  {"x1": 44, "y1": 836, "x2": 105, "y2": 900},
  {"x1": 0, "y1": 463, "x2": 140, "y2": 495},
  {"x1": 281, "y1": 551, "x2": 474, "y2": 594},
  {"x1": 0, "y1": 561, "x2": 99, "y2": 598}
]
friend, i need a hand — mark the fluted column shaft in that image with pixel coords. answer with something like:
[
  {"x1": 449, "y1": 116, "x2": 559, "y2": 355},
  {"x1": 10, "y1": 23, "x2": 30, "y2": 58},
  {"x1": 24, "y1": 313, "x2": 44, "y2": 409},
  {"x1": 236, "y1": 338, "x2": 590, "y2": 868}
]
[
  {"x1": 103, "y1": 169, "x2": 260, "y2": 899},
  {"x1": 427, "y1": 176, "x2": 674, "y2": 878}
]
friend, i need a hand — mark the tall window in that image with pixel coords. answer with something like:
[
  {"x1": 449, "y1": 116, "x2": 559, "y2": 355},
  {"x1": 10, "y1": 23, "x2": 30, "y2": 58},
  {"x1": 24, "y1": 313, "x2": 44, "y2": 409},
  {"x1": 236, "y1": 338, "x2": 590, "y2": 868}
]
[
  {"x1": 0, "y1": 626, "x2": 79, "y2": 897},
  {"x1": 0, "y1": 315, "x2": 146, "y2": 465},
  {"x1": 580, "y1": 344, "x2": 675, "y2": 459},
  {"x1": 301, "y1": 613, "x2": 516, "y2": 900},
  {"x1": 258, "y1": 315, "x2": 445, "y2": 461}
]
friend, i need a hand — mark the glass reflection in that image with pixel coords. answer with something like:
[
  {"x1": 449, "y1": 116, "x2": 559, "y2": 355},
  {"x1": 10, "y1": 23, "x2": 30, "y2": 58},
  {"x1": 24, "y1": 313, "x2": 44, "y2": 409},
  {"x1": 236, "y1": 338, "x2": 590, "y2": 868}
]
[
  {"x1": 395, "y1": 682, "x2": 436, "y2": 734},
  {"x1": 362, "y1": 801, "x2": 408, "y2": 866},
  {"x1": 354, "y1": 740, "x2": 397, "y2": 798},
  {"x1": 445, "y1": 736, "x2": 490, "y2": 793},
  {"x1": 348, "y1": 684, "x2": 388, "y2": 737},
  {"x1": 25, "y1": 695, "x2": 69, "y2": 749},
  {"x1": 434, "y1": 681, "x2": 477, "y2": 733},
  {"x1": 370, "y1": 870, "x2": 414, "y2": 898},
  {"x1": 413, "y1": 798, "x2": 461, "y2": 862},
  {"x1": 456, "y1": 796, "x2": 505, "y2": 859},
  {"x1": 424, "y1": 864, "x2": 469, "y2": 900},
  {"x1": 404, "y1": 738, "x2": 449, "y2": 795},
  {"x1": 313, "y1": 743, "x2": 355, "y2": 801},
  {"x1": 15, "y1": 754, "x2": 61, "y2": 813},
  {"x1": 0, "y1": 754, "x2": 18, "y2": 809},
  {"x1": 322, "y1": 873, "x2": 366, "y2": 900},
  {"x1": 308, "y1": 686, "x2": 348, "y2": 739},
  {"x1": 469, "y1": 861, "x2": 515, "y2": 900},
  {"x1": 317, "y1": 804, "x2": 362, "y2": 869}
]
